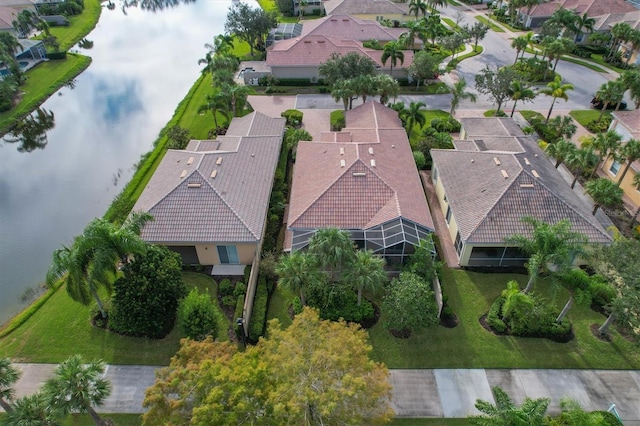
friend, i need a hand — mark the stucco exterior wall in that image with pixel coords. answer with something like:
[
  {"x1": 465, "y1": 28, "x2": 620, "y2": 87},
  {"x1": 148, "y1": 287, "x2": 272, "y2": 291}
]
[
  {"x1": 271, "y1": 66, "x2": 320, "y2": 80},
  {"x1": 194, "y1": 243, "x2": 257, "y2": 265},
  {"x1": 603, "y1": 156, "x2": 640, "y2": 207}
]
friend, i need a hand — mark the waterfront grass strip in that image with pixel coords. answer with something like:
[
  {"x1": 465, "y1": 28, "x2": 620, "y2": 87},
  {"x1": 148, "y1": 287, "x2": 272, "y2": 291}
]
[
  {"x1": 0, "y1": 54, "x2": 91, "y2": 135},
  {"x1": 48, "y1": 0, "x2": 102, "y2": 51}
]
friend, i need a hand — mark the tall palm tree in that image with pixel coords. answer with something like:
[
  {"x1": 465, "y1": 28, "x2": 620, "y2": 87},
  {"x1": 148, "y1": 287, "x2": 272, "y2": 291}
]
[
  {"x1": 572, "y1": 12, "x2": 595, "y2": 42},
  {"x1": 275, "y1": 251, "x2": 322, "y2": 305},
  {"x1": 507, "y1": 80, "x2": 535, "y2": 117},
  {"x1": 595, "y1": 80, "x2": 625, "y2": 122},
  {"x1": 342, "y1": 250, "x2": 387, "y2": 306},
  {"x1": 308, "y1": 228, "x2": 355, "y2": 280},
  {"x1": 505, "y1": 217, "x2": 587, "y2": 293},
  {"x1": 381, "y1": 40, "x2": 404, "y2": 76},
  {"x1": 511, "y1": 36, "x2": 529, "y2": 64},
  {"x1": 198, "y1": 91, "x2": 229, "y2": 129},
  {"x1": 616, "y1": 138, "x2": 640, "y2": 186},
  {"x1": 424, "y1": 14, "x2": 446, "y2": 47},
  {"x1": 375, "y1": 74, "x2": 400, "y2": 104},
  {"x1": 449, "y1": 80, "x2": 477, "y2": 116},
  {"x1": 545, "y1": 138, "x2": 576, "y2": 168},
  {"x1": 408, "y1": 0, "x2": 427, "y2": 18},
  {"x1": 331, "y1": 79, "x2": 356, "y2": 111},
  {"x1": 401, "y1": 19, "x2": 426, "y2": 50},
  {"x1": 0, "y1": 358, "x2": 20, "y2": 413},
  {"x1": 403, "y1": 101, "x2": 426, "y2": 135},
  {"x1": 221, "y1": 83, "x2": 251, "y2": 117},
  {"x1": 624, "y1": 29, "x2": 640, "y2": 66},
  {"x1": 2, "y1": 392, "x2": 58, "y2": 426},
  {"x1": 43, "y1": 355, "x2": 111, "y2": 426},
  {"x1": 469, "y1": 386, "x2": 550, "y2": 426},
  {"x1": 585, "y1": 178, "x2": 623, "y2": 215},
  {"x1": 608, "y1": 22, "x2": 632, "y2": 61},
  {"x1": 565, "y1": 146, "x2": 598, "y2": 188},
  {"x1": 540, "y1": 75, "x2": 573, "y2": 124},
  {"x1": 621, "y1": 69, "x2": 640, "y2": 110},
  {"x1": 0, "y1": 32, "x2": 20, "y2": 57},
  {"x1": 590, "y1": 130, "x2": 622, "y2": 176},
  {"x1": 426, "y1": 0, "x2": 445, "y2": 12}
]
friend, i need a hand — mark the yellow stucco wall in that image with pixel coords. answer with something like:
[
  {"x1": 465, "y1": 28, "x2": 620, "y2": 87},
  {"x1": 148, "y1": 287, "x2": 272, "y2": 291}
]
[
  {"x1": 432, "y1": 171, "x2": 460, "y2": 250},
  {"x1": 603, "y1": 157, "x2": 640, "y2": 207},
  {"x1": 194, "y1": 243, "x2": 257, "y2": 266}
]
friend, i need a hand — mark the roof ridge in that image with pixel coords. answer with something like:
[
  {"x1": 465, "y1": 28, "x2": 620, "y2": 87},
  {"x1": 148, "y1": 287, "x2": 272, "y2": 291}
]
[
  {"x1": 197, "y1": 169, "x2": 260, "y2": 239},
  {"x1": 145, "y1": 168, "x2": 199, "y2": 212}
]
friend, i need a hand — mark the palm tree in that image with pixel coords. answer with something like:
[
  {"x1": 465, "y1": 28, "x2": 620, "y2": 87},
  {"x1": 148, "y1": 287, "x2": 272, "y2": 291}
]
[
  {"x1": 403, "y1": 101, "x2": 426, "y2": 135},
  {"x1": 3, "y1": 393, "x2": 58, "y2": 426},
  {"x1": 343, "y1": 250, "x2": 387, "y2": 306},
  {"x1": 308, "y1": 228, "x2": 355, "y2": 280},
  {"x1": 408, "y1": 0, "x2": 427, "y2": 18},
  {"x1": 43, "y1": 355, "x2": 111, "y2": 426},
  {"x1": 590, "y1": 130, "x2": 622, "y2": 177},
  {"x1": 221, "y1": 83, "x2": 251, "y2": 117},
  {"x1": 469, "y1": 386, "x2": 549, "y2": 426},
  {"x1": 0, "y1": 32, "x2": 20, "y2": 57},
  {"x1": 616, "y1": 138, "x2": 640, "y2": 186},
  {"x1": 594, "y1": 80, "x2": 625, "y2": 122},
  {"x1": 424, "y1": 14, "x2": 446, "y2": 47},
  {"x1": 401, "y1": 19, "x2": 426, "y2": 50},
  {"x1": 572, "y1": 12, "x2": 595, "y2": 42},
  {"x1": 621, "y1": 69, "x2": 640, "y2": 109},
  {"x1": 565, "y1": 146, "x2": 598, "y2": 189},
  {"x1": 427, "y1": 0, "x2": 445, "y2": 12},
  {"x1": 608, "y1": 22, "x2": 632, "y2": 62},
  {"x1": 545, "y1": 138, "x2": 576, "y2": 168},
  {"x1": 375, "y1": 74, "x2": 400, "y2": 105},
  {"x1": 511, "y1": 36, "x2": 529, "y2": 64},
  {"x1": 381, "y1": 40, "x2": 404, "y2": 76},
  {"x1": 540, "y1": 75, "x2": 574, "y2": 124},
  {"x1": 331, "y1": 78, "x2": 356, "y2": 111},
  {"x1": 198, "y1": 91, "x2": 229, "y2": 129},
  {"x1": 46, "y1": 214, "x2": 152, "y2": 318},
  {"x1": 449, "y1": 80, "x2": 477, "y2": 116},
  {"x1": 505, "y1": 217, "x2": 587, "y2": 293},
  {"x1": 507, "y1": 80, "x2": 535, "y2": 117},
  {"x1": 0, "y1": 358, "x2": 20, "y2": 412},
  {"x1": 554, "y1": 268, "x2": 591, "y2": 323},
  {"x1": 624, "y1": 29, "x2": 640, "y2": 66},
  {"x1": 585, "y1": 178, "x2": 623, "y2": 215},
  {"x1": 275, "y1": 251, "x2": 322, "y2": 305}
]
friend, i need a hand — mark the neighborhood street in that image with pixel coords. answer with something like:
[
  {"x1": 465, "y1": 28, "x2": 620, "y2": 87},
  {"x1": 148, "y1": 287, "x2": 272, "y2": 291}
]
[{"x1": 6, "y1": 363, "x2": 640, "y2": 424}]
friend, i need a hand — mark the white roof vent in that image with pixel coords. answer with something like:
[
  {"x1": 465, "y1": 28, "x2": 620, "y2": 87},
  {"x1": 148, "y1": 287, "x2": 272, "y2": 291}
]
[
  {"x1": 216, "y1": 157, "x2": 223, "y2": 165},
  {"x1": 187, "y1": 183, "x2": 201, "y2": 188},
  {"x1": 524, "y1": 158, "x2": 531, "y2": 166},
  {"x1": 370, "y1": 159, "x2": 376, "y2": 167},
  {"x1": 500, "y1": 169, "x2": 509, "y2": 179},
  {"x1": 353, "y1": 172, "x2": 366, "y2": 177},
  {"x1": 187, "y1": 156, "x2": 194, "y2": 165},
  {"x1": 368, "y1": 147, "x2": 374, "y2": 155},
  {"x1": 210, "y1": 170, "x2": 218, "y2": 179},
  {"x1": 340, "y1": 159, "x2": 346, "y2": 168},
  {"x1": 180, "y1": 170, "x2": 187, "y2": 178},
  {"x1": 340, "y1": 147, "x2": 345, "y2": 155},
  {"x1": 532, "y1": 170, "x2": 540, "y2": 178},
  {"x1": 493, "y1": 157, "x2": 501, "y2": 166}
]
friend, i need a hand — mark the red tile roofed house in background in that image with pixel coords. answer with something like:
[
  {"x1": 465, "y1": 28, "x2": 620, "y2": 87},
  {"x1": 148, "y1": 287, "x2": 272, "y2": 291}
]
[
  {"x1": 301, "y1": 14, "x2": 407, "y2": 43},
  {"x1": 518, "y1": 0, "x2": 637, "y2": 29},
  {"x1": 266, "y1": 34, "x2": 414, "y2": 81},
  {"x1": 323, "y1": 0, "x2": 409, "y2": 24},
  {"x1": 285, "y1": 101, "x2": 435, "y2": 269},
  {"x1": 430, "y1": 117, "x2": 612, "y2": 268},
  {"x1": 602, "y1": 110, "x2": 640, "y2": 211},
  {"x1": 132, "y1": 112, "x2": 286, "y2": 274}
]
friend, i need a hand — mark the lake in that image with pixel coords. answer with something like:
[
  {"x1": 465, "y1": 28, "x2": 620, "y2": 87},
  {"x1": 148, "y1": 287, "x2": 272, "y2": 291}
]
[{"x1": 0, "y1": 0, "x2": 241, "y2": 324}]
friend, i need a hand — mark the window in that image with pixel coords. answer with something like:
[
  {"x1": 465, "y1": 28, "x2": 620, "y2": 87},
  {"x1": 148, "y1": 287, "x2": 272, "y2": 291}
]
[
  {"x1": 217, "y1": 245, "x2": 239, "y2": 264},
  {"x1": 454, "y1": 232, "x2": 463, "y2": 256},
  {"x1": 445, "y1": 205, "x2": 452, "y2": 225},
  {"x1": 609, "y1": 161, "x2": 621, "y2": 176}
]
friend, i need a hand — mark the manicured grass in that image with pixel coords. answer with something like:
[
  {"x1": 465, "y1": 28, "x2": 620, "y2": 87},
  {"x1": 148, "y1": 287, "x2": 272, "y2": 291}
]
[
  {"x1": 367, "y1": 269, "x2": 640, "y2": 369},
  {"x1": 590, "y1": 54, "x2": 627, "y2": 74},
  {"x1": 266, "y1": 285, "x2": 296, "y2": 329},
  {"x1": 442, "y1": 18, "x2": 461, "y2": 32},
  {"x1": 409, "y1": 110, "x2": 451, "y2": 146},
  {"x1": 0, "y1": 54, "x2": 91, "y2": 135},
  {"x1": 46, "y1": 0, "x2": 102, "y2": 51},
  {"x1": 0, "y1": 414, "x2": 143, "y2": 425},
  {"x1": 520, "y1": 109, "x2": 544, "y2": 122},
  {"x1": 569, "y1": 109, "x2": 611, "y2": 127},
  {"x1": 0, "y1": 272, "x2": 225, "y2": 365},
  {"x1": 562, "y1": 55, "x2": 607, "y2": 73},
  {"x1": 475, "y1": 16, "x2": 504, "y2": 33},
  {"x1": 447, "y1": 45, "x2": 483, "y2": 70}
]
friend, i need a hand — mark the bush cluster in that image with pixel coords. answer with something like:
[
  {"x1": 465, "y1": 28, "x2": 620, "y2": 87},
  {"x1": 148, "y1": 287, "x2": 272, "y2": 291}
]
[
  {"x1": 330, "y1": 110, "x2": 345, "y2": 131},
  {"x1": 585, "y1": 117, "x2": 612, "y2": 134},
  {"x1": 248, "y1": 275, "x2": 269, "y2": 343},
  {"x1": 307, "y1": 282, "x2": 375, "y2": 324},
  {"x1": 179, "y1": 288, "x2": 219, "y2": 341},
  {"x1": 430, "y1": 117, "x2": 461, "y2": 133},
  {"x1": 487, "y1": 297, "x2": 506, "y2": 333},
  {"x1": 37, "y1": 0, "x2": 84, "y2": 16},
  {"x1": 572, "y1": 46, "x2": 592, "y2": 59},
  {"x1": 281, "y1": 109, "x2": 303, "y2": 126}
]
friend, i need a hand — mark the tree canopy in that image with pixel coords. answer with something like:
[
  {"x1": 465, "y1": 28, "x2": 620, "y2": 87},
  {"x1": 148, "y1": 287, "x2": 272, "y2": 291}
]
[
  {"x1": 319, "y1": 52, "x2": 377, "y2": 87},
  {"x1": 225, "y1": 2, "x2": 277, "y2": 56},
  {"x1": 143, "y1": 308, "x2": 393, "y2": 425}
]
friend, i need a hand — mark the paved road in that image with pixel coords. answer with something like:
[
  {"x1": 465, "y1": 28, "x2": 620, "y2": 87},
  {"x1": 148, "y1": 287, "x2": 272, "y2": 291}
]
[{"x1": 6, "y1": 363, "x2": 640, "y2": 423}]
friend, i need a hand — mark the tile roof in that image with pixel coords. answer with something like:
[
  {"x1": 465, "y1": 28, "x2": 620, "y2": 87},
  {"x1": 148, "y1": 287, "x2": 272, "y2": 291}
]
[
  {"x1": 612, "y1": 109, "x2": 640, "y2": 138},
  {"x1": 266, "y1": 34, "x2": 413, "y2": 68},
  {"x1": 0, "y1": 6, "x2": 17, "y2": 30},
  {"x1": 287, "y1": 101, "x2": 434, "y2": 231},
  {"x1": 431, "y1": 118, "x2": 612, "y2": 245},
  {"x1": 301, "y1": 14, "x2": 406, "y2": 41},
  {"x1": 594, "y1": 10, "x2": 640, "y2": 31},
  {"x1": 523, "y1": 0, "x2": 636, "y2": 18},
  {"x1": 323, "y1": 0, "x2": 408, "y2": 15},
  {"x1": 132, "y1": 112, "x2": 285, "y2": 244}
]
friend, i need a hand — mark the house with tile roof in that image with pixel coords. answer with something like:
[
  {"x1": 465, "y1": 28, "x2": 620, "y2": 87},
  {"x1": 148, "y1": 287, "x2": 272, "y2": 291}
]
[
  {"x1": 266, "y1": 34, "x2": 414, "y2": 80},
  {"x1": 323, "y1": 0, "x2": 408, "y2": 23},
  {"x1": 594, "y1": 9, "x2": 640, "y2": 65},
  {"x1": 300, "y1": 14, "x2": 406, "y2": 42},
  {"x1": 132, "y1": 112, "x2": 286, "y2": 272},
  {"x1": 518, "y1": 0, "x2": 637, "y2": 29},
  {"x1": 0, "y1": 6, "x2": 17, "y2": 33},
  {"x1": 285, "y1": 101, "x2": 434, "y2": 267},
  {"x1": 602, "y1": 110, "x2": 640, "y2": 209},
  {"x1": 431, "y1": 117, "x2": 612, "y2": 268}
]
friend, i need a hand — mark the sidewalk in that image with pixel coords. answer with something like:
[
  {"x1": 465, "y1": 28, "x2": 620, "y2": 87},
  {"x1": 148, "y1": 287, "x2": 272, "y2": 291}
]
[{"x1": 5, "y1": 363, "x2": 640, "y2": 423}]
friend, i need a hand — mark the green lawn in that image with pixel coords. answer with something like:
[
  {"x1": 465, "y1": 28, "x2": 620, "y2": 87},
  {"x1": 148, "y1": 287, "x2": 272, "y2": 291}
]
[
  {"x1": 0, "y1": 414, "x2": 142, "y2": 425},
  {"x1": 590, "y1": 54, "x2": 627, "y2": 74},
  {"x1": 0, "y1": 272, "x2": 226, "y2": 365},
  {"x1": 0, "y1": 54, "x2": 91, "y2": 135},
  {"x1": 562, "y1": 55, "x2": 607, "y2": 73},
  {"x1": 409, "y1": 110, "x2": 451, "y2": 146},
  {"x1": 47, "y1": 0, "x2": 102, "y2": 51},
  {"x1": 266, "y1": 269, "x2": 640, "y2": 369},
  {"x1": 569, "y1": 109, "x2": 611, "y2": 128},
  {"x1": 266, "y1": 285, "x2": 295, "y2": 329},
  {"x1": 475, "y1": 16, "x2": 504, "y2": 33}
]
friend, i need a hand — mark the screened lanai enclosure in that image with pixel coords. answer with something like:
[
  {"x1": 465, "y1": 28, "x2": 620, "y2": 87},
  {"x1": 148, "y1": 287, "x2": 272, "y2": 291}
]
[
  {"x1": 266, "y1": 23, "x2": 303, "y2": 47},
  {"x1": 290, "y1": 218, "x2": 435, "y2": 268}
]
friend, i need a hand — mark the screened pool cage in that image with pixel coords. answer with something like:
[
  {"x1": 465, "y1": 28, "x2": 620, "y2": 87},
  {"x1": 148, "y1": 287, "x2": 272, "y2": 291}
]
[{"x1": 266, "y1": 23, "x2": 303, "y2": 47}]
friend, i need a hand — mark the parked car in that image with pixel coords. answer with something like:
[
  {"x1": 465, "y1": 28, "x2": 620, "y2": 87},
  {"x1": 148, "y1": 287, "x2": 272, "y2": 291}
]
[
  {"x1": 590, "y1": 97, "x2": 627, "y2": 110},
  {"x1": 532, "y1": 33, "x2": 542, "y2": 43}
]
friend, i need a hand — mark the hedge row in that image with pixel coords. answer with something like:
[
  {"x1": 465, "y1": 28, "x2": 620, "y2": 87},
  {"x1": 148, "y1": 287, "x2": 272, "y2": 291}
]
[
  {"x1": 330, "y1": 110, "x2": 345, "y2": 131},
  {"x1": 248, "y1": 275, "x2": 268, "y2": 343}
]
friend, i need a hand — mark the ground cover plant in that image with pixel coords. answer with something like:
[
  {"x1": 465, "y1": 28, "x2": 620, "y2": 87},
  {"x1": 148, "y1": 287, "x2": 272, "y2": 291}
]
[{"x1": 0, "y1": 272, "x2": 227, "y2": 365}]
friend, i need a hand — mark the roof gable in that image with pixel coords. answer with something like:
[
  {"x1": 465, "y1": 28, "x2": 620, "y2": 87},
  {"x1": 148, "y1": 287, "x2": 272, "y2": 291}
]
[
  {"x1": 324, "y1": 0, "x2": 407, "y2": 15},
  {"x1": 302, "y1": 14, "x2": 406, "y2": 41}
]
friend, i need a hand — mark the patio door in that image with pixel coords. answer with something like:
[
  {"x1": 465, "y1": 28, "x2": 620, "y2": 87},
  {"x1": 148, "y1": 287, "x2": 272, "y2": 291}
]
[{"x1": 217, "y1": 245, "x2": 239, "y2": 264}]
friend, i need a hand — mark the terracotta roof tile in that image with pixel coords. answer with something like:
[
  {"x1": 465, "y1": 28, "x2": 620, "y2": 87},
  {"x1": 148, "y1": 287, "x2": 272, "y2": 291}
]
[
  {"x1": 323, "y1": 0, "x2": 408, "y2": 15},
  {"x1": 302, "y1": 14, "x2": 406, "y2": 41}
]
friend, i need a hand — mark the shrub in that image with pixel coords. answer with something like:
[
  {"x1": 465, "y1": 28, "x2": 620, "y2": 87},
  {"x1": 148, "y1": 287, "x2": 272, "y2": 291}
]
[
  {"x1": 234, "y1": 293, "x2": 245, "y2": 321},
  {"x1": 248, "y1": 275, "x2": 269, "y2": 342},
  {"x1": 234, "y1": 282, "x2": 247, "y2": 298},
  {"x1": 109, "y1": 246, "x2": 186, "y2": 338},
  {"x1": 293, "y1": 296, "x2": 303, "y2": 315},
  {"x1": 383, "y1": 272, "x2": 439, "y2": 336},
  {"x1": 244, "y1": 265, "x2": 251, "y2": 283},
  {"x1": 218, "y1": 278, "x2": 234, "y2": 298},
  {"x1": 222, "y1": 295, "x2": 236, "y2": 307},
  {"x1": 46, "y1": 51, "x2": 67, "y2": 60},
  {"x1": 585, "y1": 117, "x2": 612, "y2": 134},
  {"x1": 281, "y1": 109, "x2": 303, "y2": 126},
  {"x1": 590, "y1": 276, "x2": 616, "y2": 309},
  {"x1": 306, "y1": 280, "x2": 375, "y2": 323},
  {"x1": 330, "y1": 110, "x2": 345, "y2": 131},
  {"x1": 413, "y1": 151, "x2": 427, "y2": 170},
  {"x1": 179, "y1": 288, "x2": 219, "y2": 340},
  {"x1": 431, "y1": 117, "x2": 461, "y2": 133},
  {"x1": 487, "y1": 297, "x2": 506, "y2": 333},
  {"x1": 572, "y1": 46, "x2": 592, "y2": 58}
]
